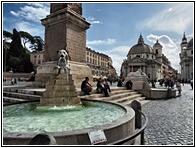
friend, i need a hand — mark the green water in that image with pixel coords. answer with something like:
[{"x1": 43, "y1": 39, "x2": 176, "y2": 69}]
[{"x1": 3, "y1": 101, "x2": 126, "y2": 133}]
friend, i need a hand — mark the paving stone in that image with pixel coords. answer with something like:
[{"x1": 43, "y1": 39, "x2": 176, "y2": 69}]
[{"x1": 142, "y1": 84, "x2": 193, "y2": 145}]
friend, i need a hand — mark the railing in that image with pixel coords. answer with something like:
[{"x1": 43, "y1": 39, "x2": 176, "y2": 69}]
[{"x1": 107, "y1": 110, "x2": 148, "y2": 145}]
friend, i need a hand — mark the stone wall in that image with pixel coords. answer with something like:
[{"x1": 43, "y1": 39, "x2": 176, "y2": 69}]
[{"x1": 3, "y1": 73, "x2": 32, "y2": 79}]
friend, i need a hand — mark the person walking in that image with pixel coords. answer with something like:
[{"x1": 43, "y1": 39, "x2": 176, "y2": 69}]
[{"x1": 176, "y1": 79, "x2": 182, "y2": 96}]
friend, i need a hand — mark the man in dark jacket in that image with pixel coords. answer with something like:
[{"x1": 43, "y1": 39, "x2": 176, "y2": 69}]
[{"x1": 81, "y1": 77, "x2": 92, "y2": 95}]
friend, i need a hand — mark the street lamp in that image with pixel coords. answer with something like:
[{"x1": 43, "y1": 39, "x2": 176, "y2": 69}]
[{"x1": 4, "y1": 45, "x2": 8, "y2": 72}]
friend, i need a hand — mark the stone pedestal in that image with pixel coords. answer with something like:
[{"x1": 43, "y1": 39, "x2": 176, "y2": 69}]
[
  {"x1": 41, "y1": 6, "x2": 90, "y2": 63},
  {"x1": 40, "y1": 72, "x2": 80, "y2": 106},
  {"x1": 30, "y1": 61, "x2": 93, "y2": 88}
]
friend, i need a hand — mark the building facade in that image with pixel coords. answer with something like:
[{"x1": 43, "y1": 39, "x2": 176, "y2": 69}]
[
  {"x1": 86, "y1": 47, "x2": 118, "y2": 81},
  {"x1": 30, "y1": 48, "x2": 118, "y2": 80},
  {"x1": 179, "y1": 32, "x2": 193, "y2": 81},
  {"x1": 30, "y1": 51, "x2": 45, "y2": 68},
  {"x1": 121, "y1": 34, "x2": 177, "y2": 80}
]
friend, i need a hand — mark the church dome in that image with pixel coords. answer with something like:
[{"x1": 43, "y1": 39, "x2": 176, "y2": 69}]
[
  {"x1": 128, "y1": 34, "x2": 154, "y2": 55},
  {"x1": 187, "y1": 38, "x2": 193, "y2": 49}
]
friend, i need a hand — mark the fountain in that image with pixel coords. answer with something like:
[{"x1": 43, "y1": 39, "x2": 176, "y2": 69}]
[
  {"x1": 3, "y1": 50, "x2": 136, "y2": 145},
  {"x1": 123, "y1": 69, "x2": 176, "y2": 99},
  {"x1": 40, "y1": 49, "x2": 81, "y2": 106}
]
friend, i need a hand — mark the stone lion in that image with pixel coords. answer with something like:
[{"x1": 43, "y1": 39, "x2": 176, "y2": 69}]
[{"x1": 54, "y1": 49, "x2": 70, "y2": 74}]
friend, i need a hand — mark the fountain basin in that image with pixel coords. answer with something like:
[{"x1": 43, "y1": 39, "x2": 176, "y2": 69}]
[
  {"x1": 3, "y1": 99, "x2": 135, "y2": 145},
  {"x1": 137, "y1": 88, "x2": 176, "y2": 99}
]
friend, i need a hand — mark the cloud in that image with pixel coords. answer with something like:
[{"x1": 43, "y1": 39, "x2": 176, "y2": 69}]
[
  {"x1": 105, "y1": 46, "x2": 130, "y2": 75},
  {"x1": 146, "y1": 34, "x2": 180, "y2": 71},
  {"x1": 10, "y1": 4, "x2": 50, "y2": 22},
  {"x1": 137, "y1": 3, "x2": 193, "y2": 35},
  {"x1": 86, "y1": 16, "x2": 102, "y2": 25},
  {"x1": 15, "y1": 21, "x2": 44, "y2": 37},
  {"x1": 10, "y1": 11, "x2": 20, "y2": 17},
  {"x1": 87, "y1": 38, "x2": 116, "y2": 45}
]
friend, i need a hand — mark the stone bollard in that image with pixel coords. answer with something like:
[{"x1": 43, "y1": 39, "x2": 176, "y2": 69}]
[
  {"x1": 29, "y1": 133, "x2": 57, "y2": 145},
  {"x1": 167, "y1": 88, "x2": 172, "y2": 99},
  {"x1": 130, "y1": 100, "x2": 142, "y2": 128}
]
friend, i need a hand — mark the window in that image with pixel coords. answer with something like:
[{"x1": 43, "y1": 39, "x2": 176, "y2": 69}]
[
  {"x1": 34, "y1": 55, "x2": 37, "y2": 58},
  {"x1": 156, "y1": 49, "x2": 158, "y2": 55}
]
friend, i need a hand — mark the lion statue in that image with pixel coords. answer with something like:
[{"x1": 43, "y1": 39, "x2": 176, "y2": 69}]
[{"x1": 53, "y1": 49, "x2": 70, "y2": 74}]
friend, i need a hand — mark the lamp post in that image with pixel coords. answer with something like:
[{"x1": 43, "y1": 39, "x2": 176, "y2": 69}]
[{"x1": 4, "y1": 45, "x2": 8, "y2": 72}]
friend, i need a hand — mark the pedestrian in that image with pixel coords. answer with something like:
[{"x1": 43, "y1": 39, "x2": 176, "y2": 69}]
[
  {"x1": 14, "y1": 78, "x2": 17, "y2": 85},
  {"x1": 125, "y1": 80, "x2": 133, "y2": 89},
  {"x1": 117, "y1": 79, "x2": 123, "y2": 87},
  {"x1": 96, "y1": 78, "x2": 103, "y2": 93},
  {"x1": 81, "y1": 77, "x2": 92, "y2": 95},
  {"x1": 101, "y1": 78, "x2": 110, "y2": 97},
  {"x1": 190, "y1": 79, "x2": 193, "y2": 90},
  {"x1": 151, "y1": 80, "x2": 155, "y2": 88},
  {"x1": 11, "y1": 78, "x2": 14, "y2": 85},
  {"x1": 176, "y1": 79, "x2": 182, "y2": 96}
]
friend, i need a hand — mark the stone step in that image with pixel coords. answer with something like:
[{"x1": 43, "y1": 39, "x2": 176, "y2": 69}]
[
  {"x1": 3, "y1": 92, "x2": 41, "y2": 100},
  {"x1": 113, "y1": 94, "x2": 143, "y2": 103},
  {"x1": 122, "y1": 97, "x2": 146, "y2": 105},
  {"x1": 103, "y1": 92, "x2": 138, "y2": 101},
  {"x1": 3, "y1": 96, "x2": 29, "y2": 103}
]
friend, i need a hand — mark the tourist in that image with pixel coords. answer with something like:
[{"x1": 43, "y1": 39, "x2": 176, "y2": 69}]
[
  {"x1": 190, "y1": 79, "x2": 193, "y2": 90},
  {"x1": 14, "y1": 78, "x2": 17, "y2": 85},
  {"x1": 125, "y1": 80, "x2": 133, "y2": 89},
  {"x1": 151, "y1": 80, "x2": 155, "y2": 88},
  {"x1": 81, "y1": 77, "x2": 92, "y2": 95},
  {"x1": 11, "y1": 78, "x2": 14, "y2": 85},
  {"x1": 96, "y1": 78, "x2": 103, "y2": 93},
  {"x1": 176, "y1": 79, "x2": 182, "y2": 96},
  {"x1": 117, "y1": 79, "x2": 123, "y2": 87},
  {"x1": 102, "y1": 78, "x2": 110, "y2": 97}
]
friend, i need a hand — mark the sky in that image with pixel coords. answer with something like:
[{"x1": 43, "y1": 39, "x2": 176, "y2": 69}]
[{"x1": 2, "y1": 1, "x2": 194, "y2": 76}]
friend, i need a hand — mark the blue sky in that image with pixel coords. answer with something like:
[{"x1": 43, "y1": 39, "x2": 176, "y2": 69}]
[{"x1": 2, "y1": 1, "x2": 194, "y2": 75}]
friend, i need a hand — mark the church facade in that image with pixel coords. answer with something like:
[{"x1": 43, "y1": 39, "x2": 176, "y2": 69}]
[
  {"x1": 179, "y1": 32, "x2": 193, "y2": 82},
  {"x1": 121, "y1": 34, "x2": 177, "y2": 81}
]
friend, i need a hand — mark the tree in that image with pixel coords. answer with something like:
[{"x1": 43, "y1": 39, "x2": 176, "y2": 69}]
[
  {"x1": 7, "y1": 57, "x2": 23, "y2": 72},
  {"x1": 29, "y1": 36, "x2": 44, "y2": 51},
  {"x1": 19, "y1": 31, "x2": 35, "y2": 49},
  {"x1": 8, "y1": 28, "x2": 26, "y2": 58},
  {"x1": 3, "y1": 30, "x2": 13, "y2": 41}
]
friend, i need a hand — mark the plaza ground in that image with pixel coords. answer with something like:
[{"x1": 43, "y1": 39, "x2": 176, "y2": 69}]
[{"x1": 3, "y1": 80, "x2": 194, "y2": 145}]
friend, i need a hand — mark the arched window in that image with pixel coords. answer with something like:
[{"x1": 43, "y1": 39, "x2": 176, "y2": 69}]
[{"x1": 156, "y1": 49, "x2": 158, "y2": 55}]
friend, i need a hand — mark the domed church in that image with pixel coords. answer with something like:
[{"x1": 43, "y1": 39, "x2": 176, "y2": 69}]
[{"x1": 121, "y1": 34, "x2": 177, "y2": 81}]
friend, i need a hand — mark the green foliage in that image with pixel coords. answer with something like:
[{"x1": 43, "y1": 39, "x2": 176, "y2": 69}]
[
  {"x1": 19, "y1": 31, "x2": 35, "y2": 49},
  {"x1": 3, "y1": 30, "x2": 13, "y2": 41},
  {"x1": 8, "y1": 28, "x2": 26, "y2": 58},
  {"x1": 5, "y1": 28, "x2": 35, "y2": 73},
  {"x1": 29, "y1": 36, "x2": 44, "y2": 51},
  {"x1": 3, "y1": 28, "x2": 44, "y2": 73},
  {"x1": 7, "y1": 57, "x2": 24, "y2": 72}
]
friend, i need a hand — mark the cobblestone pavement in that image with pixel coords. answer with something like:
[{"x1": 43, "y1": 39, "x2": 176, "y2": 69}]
[{"x1": 142, "y1": 84, "x2": 194, "y2": 145}]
